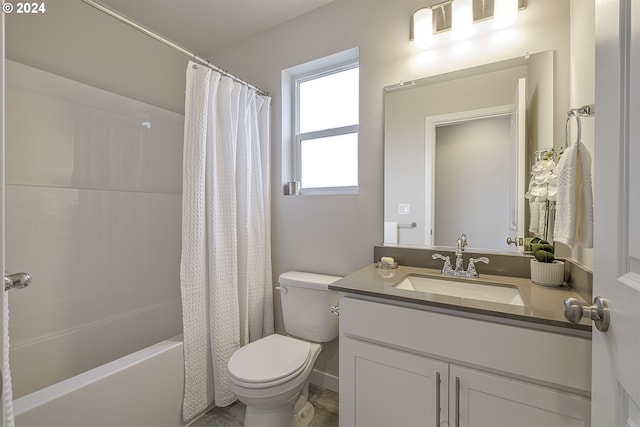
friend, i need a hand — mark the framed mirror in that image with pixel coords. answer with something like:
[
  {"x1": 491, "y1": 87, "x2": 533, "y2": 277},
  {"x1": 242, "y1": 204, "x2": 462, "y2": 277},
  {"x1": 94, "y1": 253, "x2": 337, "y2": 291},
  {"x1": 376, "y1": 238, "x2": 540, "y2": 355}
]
[{"x1": 384, "y1": 50, "x2": 554, "y2": 251}]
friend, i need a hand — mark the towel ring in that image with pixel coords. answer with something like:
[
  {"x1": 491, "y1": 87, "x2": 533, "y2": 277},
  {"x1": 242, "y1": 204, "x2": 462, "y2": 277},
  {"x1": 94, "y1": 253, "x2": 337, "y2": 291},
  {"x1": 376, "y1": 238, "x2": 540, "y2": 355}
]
[
  {"x1": 565, "y1": 105, "x2": 595, "y2": 148},
  {"x1": 565, "y1": 111, "x2": 582, "y2": 148}
]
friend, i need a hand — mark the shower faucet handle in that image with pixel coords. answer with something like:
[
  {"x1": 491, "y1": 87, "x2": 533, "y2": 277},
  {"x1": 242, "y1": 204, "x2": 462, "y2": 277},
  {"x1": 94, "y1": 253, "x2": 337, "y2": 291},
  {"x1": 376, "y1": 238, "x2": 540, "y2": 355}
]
[{"x1": 4, "y1": 272, "x2": 32, "y2": 292}]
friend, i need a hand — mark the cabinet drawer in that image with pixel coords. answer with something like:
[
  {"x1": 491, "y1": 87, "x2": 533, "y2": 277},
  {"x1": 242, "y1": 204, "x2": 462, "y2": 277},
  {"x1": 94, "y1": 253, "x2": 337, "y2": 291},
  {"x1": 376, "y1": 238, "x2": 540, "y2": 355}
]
[{"x1": 340, "y1": 295, "x2": 591, "y2": 393}]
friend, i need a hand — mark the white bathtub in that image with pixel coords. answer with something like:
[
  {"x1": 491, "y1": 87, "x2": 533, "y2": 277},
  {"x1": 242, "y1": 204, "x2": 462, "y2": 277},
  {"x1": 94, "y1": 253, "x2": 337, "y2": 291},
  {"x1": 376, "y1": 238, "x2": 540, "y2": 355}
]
[{"x1": 13, "y1": 336, "x2": 184, "y2": 427}]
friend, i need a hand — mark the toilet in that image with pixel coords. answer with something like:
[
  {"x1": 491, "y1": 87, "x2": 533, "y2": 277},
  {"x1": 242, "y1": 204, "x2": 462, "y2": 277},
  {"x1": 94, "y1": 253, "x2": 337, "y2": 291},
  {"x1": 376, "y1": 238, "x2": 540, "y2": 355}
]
[{"x1": 227, "y1": 271, "x2": 341, "y2": 427}]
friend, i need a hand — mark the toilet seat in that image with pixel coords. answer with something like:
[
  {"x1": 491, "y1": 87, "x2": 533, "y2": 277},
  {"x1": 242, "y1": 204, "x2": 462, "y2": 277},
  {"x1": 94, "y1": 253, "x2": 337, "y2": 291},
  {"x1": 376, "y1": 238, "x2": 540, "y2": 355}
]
[{"x1": 228, "y1": 334, "x2": 311, "y2": 388}]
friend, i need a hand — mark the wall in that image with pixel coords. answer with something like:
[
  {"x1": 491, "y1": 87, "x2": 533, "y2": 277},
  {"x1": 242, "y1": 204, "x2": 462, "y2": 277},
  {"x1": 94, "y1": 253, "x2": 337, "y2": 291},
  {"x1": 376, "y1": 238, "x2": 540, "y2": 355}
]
[
  {"x1": 566, "y1": 0, "x2": 595, "y2": 268},
  {"x1": 5, "y1": 3, "x2": 186, "y2": 397},
  {"x1": 210, "y1": 0, "x2": 572, "y2": 383},
  {"x1": 5, "y1": 1, "x2": 186, "y2": 114}
]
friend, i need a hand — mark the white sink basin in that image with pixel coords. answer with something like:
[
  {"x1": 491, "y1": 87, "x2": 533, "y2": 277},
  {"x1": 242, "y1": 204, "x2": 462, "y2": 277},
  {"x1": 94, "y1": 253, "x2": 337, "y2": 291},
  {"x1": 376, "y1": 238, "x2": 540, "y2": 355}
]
[{"x1": 390, "y1": 274, "x2": 525, "y2": 306}]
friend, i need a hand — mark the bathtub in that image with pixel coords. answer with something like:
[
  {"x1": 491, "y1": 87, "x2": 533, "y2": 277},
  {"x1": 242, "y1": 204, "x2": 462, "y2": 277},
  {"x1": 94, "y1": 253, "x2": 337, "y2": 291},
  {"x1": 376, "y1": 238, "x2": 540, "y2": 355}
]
[{"x1": 13, "y1": 336, "x2": 184, "y2": 427}]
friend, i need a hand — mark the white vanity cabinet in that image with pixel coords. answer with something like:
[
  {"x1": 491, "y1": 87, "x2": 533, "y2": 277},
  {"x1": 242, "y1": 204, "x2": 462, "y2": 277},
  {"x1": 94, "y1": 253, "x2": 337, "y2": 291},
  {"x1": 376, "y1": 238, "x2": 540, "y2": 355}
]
[{"x1": 339, "y1": 295, "x2": 592, "y2": 427}]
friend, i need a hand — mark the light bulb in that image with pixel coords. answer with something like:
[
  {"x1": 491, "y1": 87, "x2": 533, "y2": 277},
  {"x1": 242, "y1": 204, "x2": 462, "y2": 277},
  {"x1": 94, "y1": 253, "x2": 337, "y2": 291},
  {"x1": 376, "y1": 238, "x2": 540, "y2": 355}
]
[
  {"x1": 494, "y1": 0, "x2": 518, "y2": 29},
  {"x1": 452, "y1": 0, "x2": 474, "y2": 40},
  {"x1": 413, "y1": 8, "x2": 435, "y2": 49}
]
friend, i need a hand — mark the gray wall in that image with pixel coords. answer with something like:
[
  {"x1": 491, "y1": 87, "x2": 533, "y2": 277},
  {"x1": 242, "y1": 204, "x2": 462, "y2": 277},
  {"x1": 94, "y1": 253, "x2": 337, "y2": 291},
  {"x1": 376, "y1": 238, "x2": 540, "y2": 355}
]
[{"x1": 6, "y1": 1, "x2": 186, "y2": 114}]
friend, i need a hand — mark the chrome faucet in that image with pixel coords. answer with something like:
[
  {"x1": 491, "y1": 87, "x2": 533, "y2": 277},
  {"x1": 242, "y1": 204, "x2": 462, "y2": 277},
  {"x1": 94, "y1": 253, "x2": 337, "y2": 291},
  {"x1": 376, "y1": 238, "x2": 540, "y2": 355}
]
[
  {"x1": 432, "y1": 234, "x2": 491, "y2": 278},
  {"x1": 454, "y1": 233, "x2": 468, "y2": 276}
]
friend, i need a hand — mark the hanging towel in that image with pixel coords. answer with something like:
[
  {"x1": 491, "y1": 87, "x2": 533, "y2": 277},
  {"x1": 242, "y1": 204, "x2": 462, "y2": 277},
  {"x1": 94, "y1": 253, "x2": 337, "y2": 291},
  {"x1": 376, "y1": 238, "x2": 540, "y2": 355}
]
[{"x1": 554, "y1": 141, "x2": 594, "y2": 248}]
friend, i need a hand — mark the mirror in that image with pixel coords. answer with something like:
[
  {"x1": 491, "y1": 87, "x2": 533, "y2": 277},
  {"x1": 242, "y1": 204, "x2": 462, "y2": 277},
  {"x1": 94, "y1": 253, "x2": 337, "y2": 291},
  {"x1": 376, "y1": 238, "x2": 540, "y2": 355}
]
[{"x1": 384, "y1": 50, "x2": 555, "y2": 251}]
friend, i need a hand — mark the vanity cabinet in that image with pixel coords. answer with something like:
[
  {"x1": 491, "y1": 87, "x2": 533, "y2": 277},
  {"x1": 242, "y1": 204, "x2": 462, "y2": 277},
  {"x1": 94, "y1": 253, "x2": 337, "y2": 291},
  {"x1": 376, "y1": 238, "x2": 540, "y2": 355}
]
[{"x1": 339, "y1": 295, "x2": 591, "y2": 427}]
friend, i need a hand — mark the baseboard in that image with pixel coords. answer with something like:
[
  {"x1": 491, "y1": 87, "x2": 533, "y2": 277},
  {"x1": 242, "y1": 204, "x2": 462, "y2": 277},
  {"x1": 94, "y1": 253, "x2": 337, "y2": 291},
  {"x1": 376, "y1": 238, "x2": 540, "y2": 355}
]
[{"x1": 309, "y1": 368, "x2": 339, "y2": 393}]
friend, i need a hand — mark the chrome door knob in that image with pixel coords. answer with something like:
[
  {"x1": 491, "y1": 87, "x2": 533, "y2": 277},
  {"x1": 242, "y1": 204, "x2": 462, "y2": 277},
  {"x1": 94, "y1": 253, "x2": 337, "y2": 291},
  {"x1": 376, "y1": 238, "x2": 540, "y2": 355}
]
[{"x1": 563, "y1": 296, "x2": 610, "y2": 332}]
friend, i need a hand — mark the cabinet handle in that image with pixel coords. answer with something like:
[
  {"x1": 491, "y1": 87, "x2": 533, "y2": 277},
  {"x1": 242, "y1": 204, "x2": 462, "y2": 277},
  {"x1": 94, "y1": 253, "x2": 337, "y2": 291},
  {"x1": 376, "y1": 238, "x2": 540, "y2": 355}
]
[
  {"x1": 455, "y1": 377, "x2": 460, "y2": 427},
  {"x1": 435, "y1": 372, "x2": 441, "y2": 427}
]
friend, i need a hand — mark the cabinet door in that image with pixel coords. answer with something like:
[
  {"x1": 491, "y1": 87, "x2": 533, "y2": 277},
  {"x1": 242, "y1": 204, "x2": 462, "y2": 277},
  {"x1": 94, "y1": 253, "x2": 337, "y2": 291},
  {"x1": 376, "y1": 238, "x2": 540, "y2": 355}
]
[
  {"x1": 449, "y1": 365, "x2": 590, "y2": 427},
  {"x1": 340, "y1": 337, "x2": 448, "y2": 427}
]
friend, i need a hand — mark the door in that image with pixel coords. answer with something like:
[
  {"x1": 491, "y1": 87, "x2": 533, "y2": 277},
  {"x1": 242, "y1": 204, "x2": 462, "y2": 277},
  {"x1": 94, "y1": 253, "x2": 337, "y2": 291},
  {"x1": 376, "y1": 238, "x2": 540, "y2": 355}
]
[
  {"x1": 592, "y1": 0, "x2": 640, "y2": 425},
  {"x1": 341, "y1": 337, "x2": 448, "y2": 427},
  {"x1": 510, "y1": 78, "x2": 526, "y2": 245},
  {"x1": 1, "y1": 11, "x2": 9, "y2": 426},
  {"x1": 450, "y1": 364, "x2": 590, "y2": 427}
]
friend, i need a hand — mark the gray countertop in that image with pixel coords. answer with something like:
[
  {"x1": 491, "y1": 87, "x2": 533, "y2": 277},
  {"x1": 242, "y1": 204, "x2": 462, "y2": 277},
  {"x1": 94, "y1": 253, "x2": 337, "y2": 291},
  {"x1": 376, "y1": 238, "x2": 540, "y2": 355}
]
[{"x1": 329, "y1": 264, "x2": 592, "y2": 336}]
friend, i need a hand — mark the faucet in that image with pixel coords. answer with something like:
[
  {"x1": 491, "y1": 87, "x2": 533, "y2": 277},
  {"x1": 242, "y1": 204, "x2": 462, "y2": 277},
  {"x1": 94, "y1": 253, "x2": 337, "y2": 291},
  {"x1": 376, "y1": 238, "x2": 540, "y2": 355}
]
[
  {"x1": 454, "y1": 233, "x2": 467, "y2": 276},
  {"x1": 432, "y1": 234, "x2": 491, "y2": 278}
]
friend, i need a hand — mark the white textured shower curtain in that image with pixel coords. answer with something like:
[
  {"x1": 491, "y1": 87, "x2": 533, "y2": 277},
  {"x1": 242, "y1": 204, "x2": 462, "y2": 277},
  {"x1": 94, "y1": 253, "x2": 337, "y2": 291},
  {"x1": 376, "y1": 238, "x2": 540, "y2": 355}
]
[{"x1": 180, "y1": 61, "x2": 274, "y2": 422}]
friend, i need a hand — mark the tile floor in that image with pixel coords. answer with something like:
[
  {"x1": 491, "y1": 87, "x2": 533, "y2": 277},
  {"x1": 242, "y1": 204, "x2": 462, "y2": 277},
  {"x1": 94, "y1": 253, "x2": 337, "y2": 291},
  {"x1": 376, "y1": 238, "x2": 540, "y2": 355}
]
[{"x1": 189, "y1": 384, "x2": 339, "y2": 427}]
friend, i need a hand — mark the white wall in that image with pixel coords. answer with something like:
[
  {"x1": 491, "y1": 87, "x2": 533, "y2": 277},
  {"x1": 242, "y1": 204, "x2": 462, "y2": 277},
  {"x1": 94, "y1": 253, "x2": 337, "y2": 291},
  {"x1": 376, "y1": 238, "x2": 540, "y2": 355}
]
[
  {"x1": 211, "y1": 0, "x2": 572, "y2": 379},
  {"x1": 566, "y1": 0, "x2": 595, "y2": 268}
]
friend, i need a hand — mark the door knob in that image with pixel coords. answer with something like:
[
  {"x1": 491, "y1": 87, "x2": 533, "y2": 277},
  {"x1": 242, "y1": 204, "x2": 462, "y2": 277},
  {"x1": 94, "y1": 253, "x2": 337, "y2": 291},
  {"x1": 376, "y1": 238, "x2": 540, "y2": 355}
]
[
  {"x1": 506, "y1": 237, "x2": 523, "y2": 246},
  {"x1": 563, "y1": 296, "x2": 610, "y2": 332},
  {"x1": 4, "y1": 272, "x2": 32, "y2": 292}
]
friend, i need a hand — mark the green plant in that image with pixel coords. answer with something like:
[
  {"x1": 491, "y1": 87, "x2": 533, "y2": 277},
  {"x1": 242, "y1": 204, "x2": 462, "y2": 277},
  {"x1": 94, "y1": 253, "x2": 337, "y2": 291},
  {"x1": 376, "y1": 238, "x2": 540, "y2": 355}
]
[{"x1": 530, "y1": 237, "x2": 555, "y2": 263}]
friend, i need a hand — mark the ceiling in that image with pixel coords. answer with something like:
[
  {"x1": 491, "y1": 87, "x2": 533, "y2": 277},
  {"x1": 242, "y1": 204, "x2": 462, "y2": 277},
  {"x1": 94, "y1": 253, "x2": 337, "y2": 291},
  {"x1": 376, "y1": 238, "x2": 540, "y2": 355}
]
[{"x1": 97, "y1": 0, "x2": 336, "y2": 58}]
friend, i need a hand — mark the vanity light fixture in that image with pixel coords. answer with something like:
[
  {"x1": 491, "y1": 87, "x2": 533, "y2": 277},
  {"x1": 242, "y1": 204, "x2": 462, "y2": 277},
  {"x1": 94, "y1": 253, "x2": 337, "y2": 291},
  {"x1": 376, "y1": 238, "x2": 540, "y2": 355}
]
[{"x1": 411, "y1": 0, "x2": 526, "y2": 49}]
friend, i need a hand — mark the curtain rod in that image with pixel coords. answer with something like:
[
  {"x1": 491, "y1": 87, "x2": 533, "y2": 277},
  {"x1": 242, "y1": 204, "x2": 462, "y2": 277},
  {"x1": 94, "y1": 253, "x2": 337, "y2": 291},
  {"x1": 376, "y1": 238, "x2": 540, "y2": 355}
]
[{"x1": 81, "y1": 0, "x2": 269, "y2": 96}]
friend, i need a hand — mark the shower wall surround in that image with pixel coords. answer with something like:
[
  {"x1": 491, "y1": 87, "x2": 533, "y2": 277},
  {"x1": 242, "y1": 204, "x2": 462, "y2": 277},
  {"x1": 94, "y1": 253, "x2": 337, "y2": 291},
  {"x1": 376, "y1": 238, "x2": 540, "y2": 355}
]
[{"x1": 5, "y1": 60, "x2": 184, "y2": 398}]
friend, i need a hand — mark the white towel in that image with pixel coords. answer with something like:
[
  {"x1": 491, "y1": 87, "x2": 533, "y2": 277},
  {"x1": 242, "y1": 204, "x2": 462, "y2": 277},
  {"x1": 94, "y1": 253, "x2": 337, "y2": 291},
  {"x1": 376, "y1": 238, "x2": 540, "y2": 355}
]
[
  {"x1": 554, "y1": 141, "x2": 594, "y2": 248},
  {"x1": 384, "y1": 221, "x2": 398, "y2": 245}
]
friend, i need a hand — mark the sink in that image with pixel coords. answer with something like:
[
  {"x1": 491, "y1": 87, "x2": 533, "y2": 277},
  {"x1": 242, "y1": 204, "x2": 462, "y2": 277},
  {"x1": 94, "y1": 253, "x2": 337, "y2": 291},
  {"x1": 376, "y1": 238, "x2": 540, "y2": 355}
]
[{"x1": 389, "y1": 274, "x2": 525, "y2": 306}]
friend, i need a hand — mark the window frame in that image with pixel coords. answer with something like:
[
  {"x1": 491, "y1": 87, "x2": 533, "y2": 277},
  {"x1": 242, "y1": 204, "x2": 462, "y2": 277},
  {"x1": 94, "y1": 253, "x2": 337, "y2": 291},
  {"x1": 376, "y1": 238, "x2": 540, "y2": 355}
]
[{"x1": 293, "y1": 61, "x2": 360, "y2": 195}]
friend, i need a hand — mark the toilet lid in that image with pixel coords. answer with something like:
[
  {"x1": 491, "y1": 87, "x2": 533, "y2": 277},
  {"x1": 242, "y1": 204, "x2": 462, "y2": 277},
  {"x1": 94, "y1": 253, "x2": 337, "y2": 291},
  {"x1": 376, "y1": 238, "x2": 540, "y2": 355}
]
[{"x1": 228, "y1": 334, "x2": 311, "y2": 384}]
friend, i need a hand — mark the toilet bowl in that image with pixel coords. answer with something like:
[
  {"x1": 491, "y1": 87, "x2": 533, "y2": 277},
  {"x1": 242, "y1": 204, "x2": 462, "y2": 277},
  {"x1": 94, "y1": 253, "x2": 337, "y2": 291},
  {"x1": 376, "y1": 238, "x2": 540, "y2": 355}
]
[{"x1": 227, "y1": 272, "x2": 341, "y2": 427}]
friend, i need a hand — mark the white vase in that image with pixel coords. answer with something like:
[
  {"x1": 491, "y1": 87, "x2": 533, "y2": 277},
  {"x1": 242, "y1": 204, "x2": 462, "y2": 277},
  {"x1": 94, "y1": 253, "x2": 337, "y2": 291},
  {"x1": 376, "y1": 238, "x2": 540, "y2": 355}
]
[{"x1": 530, "y1": 259, "x2": 565, "y2": 287}]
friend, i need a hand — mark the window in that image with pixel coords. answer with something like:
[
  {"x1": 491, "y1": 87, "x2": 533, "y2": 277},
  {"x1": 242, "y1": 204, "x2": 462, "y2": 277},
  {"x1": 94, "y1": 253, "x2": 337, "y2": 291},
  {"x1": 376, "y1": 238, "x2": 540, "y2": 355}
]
[{"x1": 294, "y1": 62, "x2": 359, "y2": 194}]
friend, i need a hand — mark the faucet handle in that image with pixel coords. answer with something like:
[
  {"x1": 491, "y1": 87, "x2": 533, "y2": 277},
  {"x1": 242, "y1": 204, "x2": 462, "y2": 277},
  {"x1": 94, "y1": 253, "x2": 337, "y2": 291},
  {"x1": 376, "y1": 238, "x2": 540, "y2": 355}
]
[
  {"x1": 466, "y1": 257, "x2": 489, "y2": 278},
  {"x1": 432, "y1": 253, "x2": 453, "y2": 275}
]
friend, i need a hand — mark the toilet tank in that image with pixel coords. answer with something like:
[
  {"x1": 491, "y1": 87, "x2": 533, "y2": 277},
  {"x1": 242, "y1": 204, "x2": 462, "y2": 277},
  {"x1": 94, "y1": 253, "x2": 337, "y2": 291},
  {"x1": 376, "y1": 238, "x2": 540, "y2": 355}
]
[{"x1": 278, "y1": 271, "x2": 341, "y2": 343}]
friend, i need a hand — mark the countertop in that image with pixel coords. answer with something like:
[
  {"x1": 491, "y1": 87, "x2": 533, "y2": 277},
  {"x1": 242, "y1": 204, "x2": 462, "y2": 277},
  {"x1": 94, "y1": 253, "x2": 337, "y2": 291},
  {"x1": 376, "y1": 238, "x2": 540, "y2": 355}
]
[{"x1": 329, "y1": 264, "x2": 592, "y2": 336}]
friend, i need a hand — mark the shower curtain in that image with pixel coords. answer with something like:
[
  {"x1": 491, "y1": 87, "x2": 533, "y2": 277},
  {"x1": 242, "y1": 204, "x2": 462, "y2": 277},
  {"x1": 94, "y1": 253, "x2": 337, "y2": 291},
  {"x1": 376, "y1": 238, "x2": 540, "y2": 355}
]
[{"x1": 180, "y1": 61, "x2": 273, "y2": 422}]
